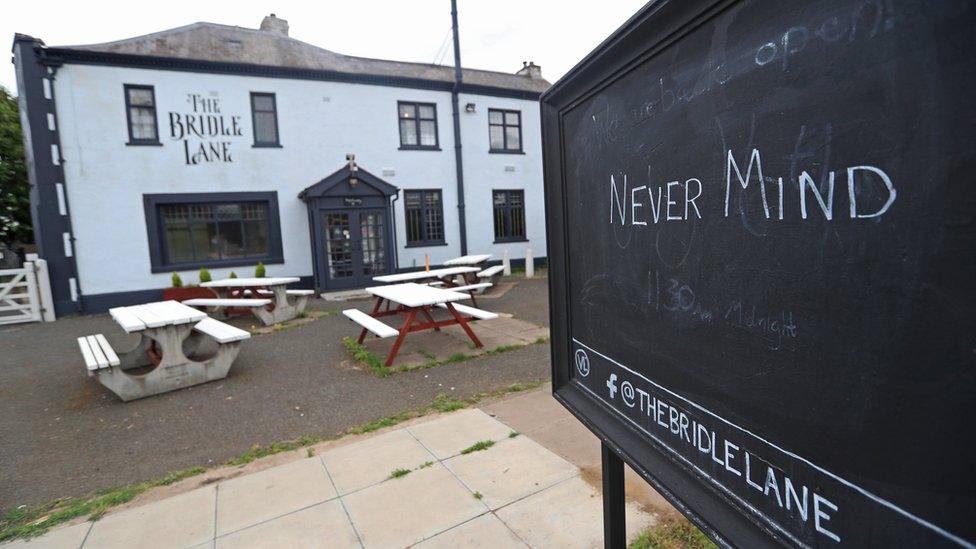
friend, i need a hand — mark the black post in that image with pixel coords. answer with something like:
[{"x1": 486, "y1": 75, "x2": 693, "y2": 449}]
[
  {"x1": 450, "y1": 0, "x2": 468, "y2": 255},
  {"x1": 602, "y1": 442, "x2": 626, "y2": 549}
]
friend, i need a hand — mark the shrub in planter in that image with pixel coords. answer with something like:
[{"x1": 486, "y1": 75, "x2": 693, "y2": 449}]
[
  {"x1": 229, "y1": 271, "x2": 238, "y2": 279},
  {"x1": 255, "y1": 262, "x2": 266, "y2": 278},
  {"x1": 171, "y1": 272, "x2": 183, "y2": 288},
  {"x1": 162, "y1": 271, "x2": 215, "y2": 302},
  {"x1": 199, "y1": 268, "x2": 212, "y2": 284}
]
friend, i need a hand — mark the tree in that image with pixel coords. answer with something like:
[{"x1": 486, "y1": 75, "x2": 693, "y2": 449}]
[{"x1": 0, "y1": 85, "x2": 32, "y2": 245}]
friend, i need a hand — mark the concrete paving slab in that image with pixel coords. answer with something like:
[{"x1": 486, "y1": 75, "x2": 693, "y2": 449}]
[
  {"x1": 0, "y1": 521, "x2": 91, "y2": 549},
  {"x1": 496, "y1": 476, "x2": 656, "y2": 548},
  {"x1": 524, "y1": 416, "x2": 601, "y2": 470},
  {"x1": 320, "y1": 429, "x2": 435, "y2": 495},
  {"x1": 444, "y1": 435, "x2": 578, "y2": 510},
  {"x1": 84, "y1": 485, "x2": 215, "y2": 549},
  {"x1": 342, "y1": 463, "x2": 484, "y2": 548},
  {"x1": 215, "y1": 500, "x2": 359, "y2": 549},
  {"x1": 481, "y1": 388, "x2": 570, "y2": 436},
  {"x1": 413, "y1": 513, "x2": 526, "y2": 548},
  {"x1": 216, "y1": 457, "x2": 336, "y2": 536},
  {"x1": 407, "y1": 409, "x2": 514, "y2": 459}
]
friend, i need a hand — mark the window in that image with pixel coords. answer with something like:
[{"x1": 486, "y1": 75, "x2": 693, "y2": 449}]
[
  {"x1": 493, "y1": 190, "x2": 526, "y2": 242},
  {"x1": 124, "y1": 84, "x2": 159, "y2": 145},
  {"x1": 488, "y1": 109, "x2": 522, "y2": 153},
  {"x1": 250, "y1": 92, "x2": 280, "y2": 147},
  {"x1": 404, "y1": 190, "x2": 445, "y2": 246},
  {"x1": 144, "y1": 192, "x2": 283, "y2": 272},
  {"x1": 398, "y1": 102, "x2": 439, "y2": 149}
]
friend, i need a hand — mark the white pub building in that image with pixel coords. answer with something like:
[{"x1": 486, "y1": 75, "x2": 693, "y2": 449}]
[{"x1": 13, "y1": 15, "x2": 549, "y2": 315}]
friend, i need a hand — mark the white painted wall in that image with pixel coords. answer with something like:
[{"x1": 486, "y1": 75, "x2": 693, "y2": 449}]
[{"x1": 53, "y1": 63, "x2": 544, "y2": 296}]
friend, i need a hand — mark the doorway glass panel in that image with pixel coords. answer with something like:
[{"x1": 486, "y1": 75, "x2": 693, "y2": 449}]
[
  {"x1": 325, "y1": 213, "x2": 352, "y2": 279},
  {"x1": 359, "y1": 211, "x2": 386, "y2": 276}
]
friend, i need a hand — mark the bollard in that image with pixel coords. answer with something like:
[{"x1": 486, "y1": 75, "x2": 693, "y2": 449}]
[
  {"x1": 525, "y1": 248, "x2": 534, "y2": 278},
  {"x1": 503, "y1": 250, "x2": 511, "y2": 276}
]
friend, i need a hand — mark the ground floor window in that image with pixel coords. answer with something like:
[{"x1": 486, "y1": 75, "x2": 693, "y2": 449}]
[
  {"x1": 493, "y1": 189, "x2": 526, "y2": 242},
  {"x1": 144, "y1": 192, "x2": 283, "y2": 272},
  {"x1": 404, "y1": 189, "x2": 445, "y2": 246}
]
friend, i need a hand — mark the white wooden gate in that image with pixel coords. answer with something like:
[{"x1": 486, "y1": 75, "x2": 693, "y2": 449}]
[{"x1": 0, "y1": 263, "x2": 42, "y2": 325}]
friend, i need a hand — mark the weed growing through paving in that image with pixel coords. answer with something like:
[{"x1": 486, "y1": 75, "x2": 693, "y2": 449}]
[
  {"x1": 473, "y1": 491, "x2": 483, "y2": 500},
  {"x1": 509, "y1": 431, "x2": 520, "y2": 438},
  {"x1": 534, "y1": 335, "x2": 550, "y2": 344},
  {"x1": 341, "y1": 337, "x2": 391, "y2": 377},
  {"x1": 0, "y1": 466, "x2": 206, "y2": 541},
  {"x1": 389, "y1": 468, "x2": 411, "y2": 479},
  {"x1": 485, "y1": 344, "x2": 522, "y2": 356},
  {"x1": 419, "y1": 461, "x2": 434, "y2": 469},
  {"x1": 460, "y1": 440, "x2": 495, "y2": 454},
  {"x1": 306, "y1": 448, "x2": 316, "y2": 458},
  {"x1": 0, "y1": 380, "x2": 547, "y2": 542},
  {"x1": 629, "y1": 517, "x2": 716, "y2": 549}
]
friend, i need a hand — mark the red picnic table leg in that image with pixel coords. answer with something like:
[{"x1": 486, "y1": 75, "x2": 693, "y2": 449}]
[
  {"x1": 445, "y1": 302, "x2": 483, "y2": 348},
  {"x1": 420, "y1": 306, "x2": 440, "y2": 331},
  {"x1": 358, "y1": 297, "x2": 386, "y2": 344},
  {"x1": 384, "y1": 309, "x2": 417, "y2": 367}
]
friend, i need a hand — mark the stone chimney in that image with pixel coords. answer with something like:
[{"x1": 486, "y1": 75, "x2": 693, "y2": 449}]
[
  {"x1": 516, "y1": 61, "x2": 543, "y2": 80},
  {"x1": 260, "y1": 14, "x2": 289, "y2": 36}
]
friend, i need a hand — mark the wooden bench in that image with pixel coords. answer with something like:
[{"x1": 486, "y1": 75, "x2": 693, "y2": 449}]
[
  {"x1": 435, "y1": 302, "x2": 499, "y2": 320},
  {"x1": 342, "y1": 309, "x2": 399, "y2": 338},
  {"x1": 78, "y1": 334, "x2": 121, "y2": 376}
]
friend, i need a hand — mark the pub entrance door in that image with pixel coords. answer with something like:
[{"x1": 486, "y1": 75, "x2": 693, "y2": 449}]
[{"x1": 321, "y1": 209, "x2": 389, "y2": 290}]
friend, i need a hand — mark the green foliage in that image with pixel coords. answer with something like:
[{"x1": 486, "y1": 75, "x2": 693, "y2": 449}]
[
  {"x1": 534, "y1": 335, "x2": 550, "y2": 344},
  {"x1": 229, "y1": 271, "x2": 238, "y2": 279},
  {"x1": 342, "y1": 337, "x2": 390, "y2": 377},
  {"x1": 389, "y1": 468, "x2": 411, "y2": 479},
  {"x1": 255, "y1": 262, "x2": 266, "y2": 278},
  {"x1": 171, "y1": 272, "x2": 183, "y2": 288},
  {"x1": 460, "y1": 440, "x2": 495, "y2": 454},
  {"x1": 509, "y1": 431, "x2": 520, "y2": 438},
  {"x1": 629, "y1": 518, "x2": 716, "y2": 549},
  {"x1": 419, "y1": 461, "x2": 434, "y2": 469},
  {"x1": 430, "y1": 394, "x2": 466, "y2": 413},
  {"x1": 0, "y1": 86, "x2": 31, "y2": 245},
  {"x1": 198, "y1": 268, "x2": 212, "y2": 283},
  {"x1": 473, "y1": 491, "x2": 483, "y2": 500}
]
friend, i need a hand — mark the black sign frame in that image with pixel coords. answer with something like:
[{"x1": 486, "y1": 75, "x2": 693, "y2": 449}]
[{"x1": 541, "y1": 0, "x2": 975, "y2": 547}]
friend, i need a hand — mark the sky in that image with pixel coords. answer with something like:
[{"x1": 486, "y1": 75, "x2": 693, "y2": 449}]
[{"x1": 2, "y1": 0, "x2": 649, "y2": 93}]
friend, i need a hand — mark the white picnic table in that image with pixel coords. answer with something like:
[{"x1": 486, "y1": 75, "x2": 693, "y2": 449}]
[
  {"x1": 350, "y1": 282, "x2": 497, "y2": 366},
  {"x1": 443, "y1": 254, "x2": 492, "y2": 266},
  {"x1": 94, "y1": 300, "x2": 250, "y2": 401},
  {"x1": 372, "y1": 266, "x2": 479, "y2": 284},
  {"x1": 201, "y1": 276, "x2": 310, "y2": 325}
]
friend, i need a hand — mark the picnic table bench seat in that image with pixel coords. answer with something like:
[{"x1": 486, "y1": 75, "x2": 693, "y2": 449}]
[
  {"x1": 435, "y1": 302, "x2": 499, "y2": 320},
  {"x1": 342, "y1": 309, "x2": 399, "y2": 338},
  {"x1": 477, "y1": 265, "x2": 505, "y2": 278},
  {"x1": 243, "y1": 289, "x2": 316, "y2": 297},
  {"x1": 183, "y1": 298, "x2": 272, "y2": 309},
  {"x1": 450, "y1": 282, "x2": 492, "y2": 293},
  {"x1": 78, "y1": 334, "x2": 121, "y2": 375},
  {"x1": 194, "y1": 317, "x2": 251, "y2": 343}
]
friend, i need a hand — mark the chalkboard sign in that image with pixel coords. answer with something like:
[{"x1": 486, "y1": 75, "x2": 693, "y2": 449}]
[{"x1": 541, "y1": 1, "x2": 975, "y2": 546}]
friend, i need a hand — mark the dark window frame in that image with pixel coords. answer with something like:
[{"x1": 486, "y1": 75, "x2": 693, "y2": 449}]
[
  {"x1": 488, "y1": 108, "x2": 523, "y2": 154},
  {"x1": 143, "y1": 191, "x2": 284, "y2": 273},
  {"x1": 403, "y1": 189, "x2": 447, "y2": 247},
  {"x1": 250, "y1": 92, "x2": 282, "y2": 148},
  {"x1": 123, "y1": 84, "x2": 161, "y2": 146},
  {"x1": 492, "y1": 189, "x2": 528, "y2": 243},
  {"x1": 397, "y1": 101, "x2": 440, "y2": 151}
]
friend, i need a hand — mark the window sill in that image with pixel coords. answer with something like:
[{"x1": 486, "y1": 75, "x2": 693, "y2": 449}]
[
  {"x1": 489, "y1": 149, "x2": 525, "y2": 155},
  {"x1": 405, "y1": 242, "x2": 448, "y2": 248},
  {"x1": 126, "y1": 141, "x2": 163, "y2": 147},
  {"x1": 493, "y1": 238, "x2": 529, "y2": 244},
  {"x1": 150, "y1": 256, "x2": 284, "y2": 274},
  {"x1": 398, "y1": 146, "x2": 441, "y2": 151},
  {"x1": 253, "y1": 143, "x2": 283, "y2": 148}
]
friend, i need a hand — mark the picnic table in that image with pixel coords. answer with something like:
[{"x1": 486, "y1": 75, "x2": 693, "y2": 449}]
[
  {"x1": 342, "y1": 283, "x2": 498, "y2": 367},
  {"x1": 372, "y1": 266, "x2": 493, "y2": 306},
  {"x1": 77, "y1": 300, "x2": 250, "y2": 401},
  {"x1": 443, "y1": 254, "x2": 492, "y2": 267},
  {"x1": 199, "y1": 277, "x2": 313, "y2": 325}
]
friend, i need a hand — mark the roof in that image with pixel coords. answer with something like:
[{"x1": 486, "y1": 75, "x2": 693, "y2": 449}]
[{"x1": 54, "y1": 22, "x2": 550, "y2": 95}]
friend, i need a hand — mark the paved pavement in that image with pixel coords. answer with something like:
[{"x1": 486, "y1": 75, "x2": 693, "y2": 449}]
[
  {"x1": 3, "y1": 387, "x2": 666, "y2": 548},
  {"x1": 0, "y1": 276, "x2": 552, "y2": 510}
]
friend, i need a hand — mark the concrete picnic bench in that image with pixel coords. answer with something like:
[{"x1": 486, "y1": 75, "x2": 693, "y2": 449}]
[
  {"x1": 191, "y1": 277, "x2": 313, "y2": 325},
  {"x1": 77, "y1": 300, "x2": 250, "y2": 401},
  {"x1": 342, "y1": 282, "x2": 498, "y2": 367},
  {"x1": 372, "y1": 266, "x2": 493, "y2": 306}
]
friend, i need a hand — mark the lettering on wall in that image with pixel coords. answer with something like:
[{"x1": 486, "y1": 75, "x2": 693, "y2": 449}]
[{"x1": 168, "y1": 93, "x2": 243, "y2": 165}]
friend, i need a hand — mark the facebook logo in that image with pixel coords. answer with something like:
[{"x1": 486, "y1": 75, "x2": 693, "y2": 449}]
[{"x1": 606, "y1": 374, "x2": 618, "y2": 399}]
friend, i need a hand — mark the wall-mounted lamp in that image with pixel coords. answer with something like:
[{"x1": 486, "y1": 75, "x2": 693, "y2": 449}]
[
  {"x1": 465, "y1": 103, "x2": 476, "y2": 113},
  {"x1": 349, "y1": 177, "x2": 359, "y2": 188}
]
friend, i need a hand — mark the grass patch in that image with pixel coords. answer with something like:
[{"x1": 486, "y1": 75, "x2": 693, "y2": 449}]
[
  {"x1": 419, "y1": 461, "x2": 434, "y2": 469},
  {"x1": 389, "y1": 468, "x2": 411, "y2": 479},
  {"x1": 418, "y1": 348, "x2": 437, "y2": 360},
  {"x1": 534, "y1": 335, "x2": 550, "y2": 344},
  {"x1": 0, "y1": 466, "x2": 206, "y2": 542},
  {"x1": 506, "y1": 380, "x2": 543, "y2": 393},
  {"x1": 444, "y1": 352, "x2": 468, "y2": 363},
  {"x1": 306, "y1": 448, "x2": 316, "y2": 458},
  {"x1": 430, "y1": 394, "x2": 467, "y2": 413},
  {"x1": 227, "y1": 435, "x2": 324, "y2": 466},
  {"x1": 342, "y1": 336, "x2": 391, "y2": 378},
  {"x1": 509, "y1": 431, "x2": 520, "y2": 438},
  {"x1": 460, "y1": 440, "x2": 495, "y2": 455},
  {"x1": 629, "y1": 517, "x2": 716, "y2": 549},
  {"x1": 473, "y1": 491, "x2": 483, "y2": 500},
  {"x1": 485, "y1": 344, "x2": 522, "y2": 356}
]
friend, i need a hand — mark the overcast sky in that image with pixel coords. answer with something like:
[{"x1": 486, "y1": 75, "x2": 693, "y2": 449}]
[{"x1": 3, "y1": 0, "x2": 649, "y2": 93}]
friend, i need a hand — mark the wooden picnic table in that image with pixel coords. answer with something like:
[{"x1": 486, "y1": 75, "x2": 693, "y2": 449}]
[
  {"x1": 201, "y1": 277, "x2": 311, "y2": 325},
  {"x1": 351, "y1": 283, "x2": 497, "y2": 367},
  {"x1": 90, "y1": 300, "x2": 250, "y2": 401}
]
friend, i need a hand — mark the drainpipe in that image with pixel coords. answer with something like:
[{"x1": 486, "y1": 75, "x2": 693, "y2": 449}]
[
  {"x1": 390, "y1": 191, "x2": 400, "y2": 273},
  {"x1": 450, "y1": 0, "x2": 468, "y2": 255}
]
